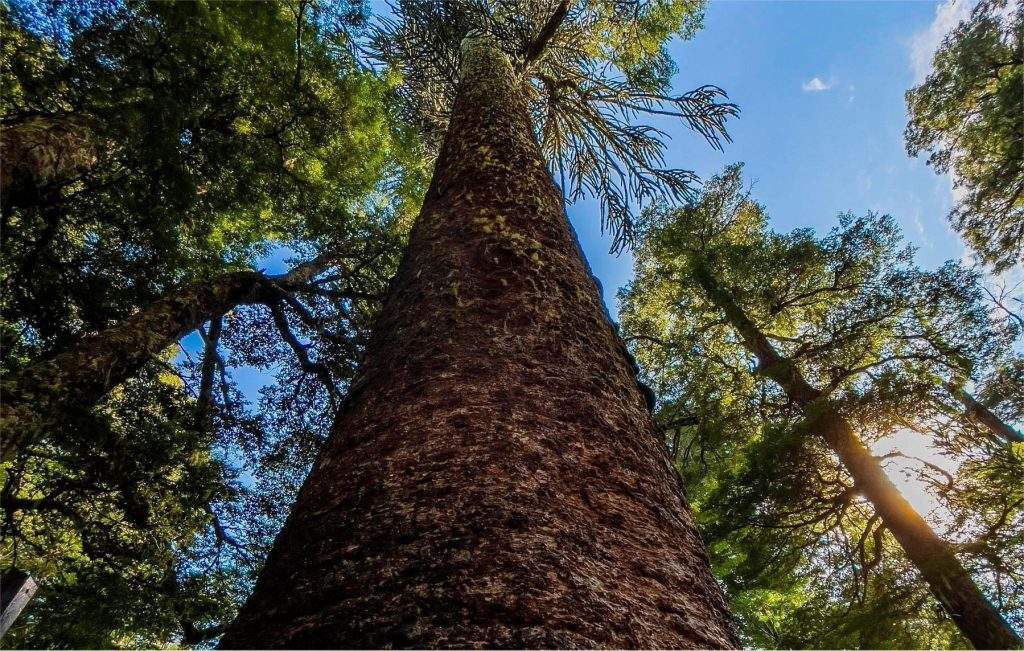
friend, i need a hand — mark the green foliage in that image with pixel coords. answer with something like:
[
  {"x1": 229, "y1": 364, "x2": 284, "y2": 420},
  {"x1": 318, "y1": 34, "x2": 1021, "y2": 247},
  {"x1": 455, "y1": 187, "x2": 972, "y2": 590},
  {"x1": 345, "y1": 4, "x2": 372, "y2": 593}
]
[
  {"x1": 905, "y1": 0, "x2": 1024, "y2": 271},
  {"x1": 372, "y1": 0, "x2": 736, "y2": 250},
  {"x1": 1, "y1": 1, "x2": 423, "y2": 646},
  {"x1": 620, "y1": 165, "x2": 1023, "y2": 647},
  {"x1": 2, "y1": 364, "x2": 242, "y2": 648},
  {"x1": 12, "y1": 0, "x2": 1019, "y2": 646},
  {"x1": 1, "y1": 0, "x2": 415, "y2": 353}
]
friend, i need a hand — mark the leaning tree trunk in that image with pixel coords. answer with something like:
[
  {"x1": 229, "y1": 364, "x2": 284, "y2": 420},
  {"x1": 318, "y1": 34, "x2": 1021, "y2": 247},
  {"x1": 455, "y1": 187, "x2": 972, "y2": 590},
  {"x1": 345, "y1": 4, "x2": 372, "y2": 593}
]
[
  {"x1": 0, "y1": 259, "x2": 326, "y2": 461},
  {"x1": 690, "y1": 261, "x2": 1023, "y2": 650},
  {"x1": 219, "y1": 38, "x2": 737, "y2": 649},
  {"x1": 946, "y1": 382, "x2": 1024, "y2": 444}
]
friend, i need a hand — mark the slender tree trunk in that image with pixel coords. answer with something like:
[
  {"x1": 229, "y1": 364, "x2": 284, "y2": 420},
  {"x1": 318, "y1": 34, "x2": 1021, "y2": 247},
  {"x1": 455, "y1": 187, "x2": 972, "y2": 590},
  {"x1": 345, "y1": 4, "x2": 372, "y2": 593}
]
[
  {"x1": 0, "y1": 259, "x2": 327, "y2": 461},
  {"x1": 946, "y1": 382, "x2": 1024, "y2": 444},
  {"x1": 219, "y1": 37, "x2": 737, "y2": 650},
  {"x1": 690, "y1": 260, "x2": 1023, "y2": 650}
]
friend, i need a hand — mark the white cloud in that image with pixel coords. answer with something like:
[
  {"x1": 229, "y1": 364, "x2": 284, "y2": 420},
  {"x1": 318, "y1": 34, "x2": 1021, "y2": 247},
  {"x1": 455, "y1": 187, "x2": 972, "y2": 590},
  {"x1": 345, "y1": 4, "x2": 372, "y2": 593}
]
[
  {"x1": 948, "y1": 172, "x2": 968, "y2": 205},
  {"x1": 911, "y1": 213, "x2": 930, "y2": 245},
  {"x1": 908, "y1": 1, "x2": 981, "y2": 230},
  {"x1": 801, "y1": 76, "x2": 833, "y2": 92},
  {"x1": 909, "y1": 0, "x2": 976, "y2": 83},
  {"x1": 910, "y1": 0, "x2": 1020, "y2": 82}
]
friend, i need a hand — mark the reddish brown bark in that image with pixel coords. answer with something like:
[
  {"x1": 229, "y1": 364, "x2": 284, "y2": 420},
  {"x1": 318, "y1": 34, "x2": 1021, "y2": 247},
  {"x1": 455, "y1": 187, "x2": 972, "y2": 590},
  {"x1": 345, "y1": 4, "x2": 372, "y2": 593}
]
[
  {"x1": 690, "y1": 260, "x2": 1023, "y2": 650},
  {"x1": 0, "y1": 258, "x2": 327, "y2": 461},
  {"x1": 219, "y1": 38, "x2": 737, "y2": 649}
]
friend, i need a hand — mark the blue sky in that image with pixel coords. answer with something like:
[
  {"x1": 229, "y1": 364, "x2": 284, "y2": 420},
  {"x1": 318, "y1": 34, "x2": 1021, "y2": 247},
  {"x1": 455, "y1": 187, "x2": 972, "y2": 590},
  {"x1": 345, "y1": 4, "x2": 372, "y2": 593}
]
[
  {"x1": 573, "y1": 0, "x2": 968, "y2": 315},
  {"x1": 565, "y1": 0, "x2": 987, "y2": 521},
  {"x1": 172, "y1": 0, "x2": 983, "y2": 521},
  {"x1": 222, "y1": 0, "x2": 976, "y2": 412}
]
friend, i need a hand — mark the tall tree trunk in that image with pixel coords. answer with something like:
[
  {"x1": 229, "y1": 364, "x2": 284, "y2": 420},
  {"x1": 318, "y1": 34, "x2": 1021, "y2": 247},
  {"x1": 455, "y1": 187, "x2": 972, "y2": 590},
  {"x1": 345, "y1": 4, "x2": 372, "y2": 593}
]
[
  {"x1": 0, "y1": 259, "x2": 327, "y2": 461},
  {"x1": 690, "y1": 260, "x2": 1023, "y2": 650},
  {"x1": 946, "y1": 382, "x2": 1024, "y2": 444},
  {"x1": 219, "y1": 37, "x2": 737, "y2": 649}
]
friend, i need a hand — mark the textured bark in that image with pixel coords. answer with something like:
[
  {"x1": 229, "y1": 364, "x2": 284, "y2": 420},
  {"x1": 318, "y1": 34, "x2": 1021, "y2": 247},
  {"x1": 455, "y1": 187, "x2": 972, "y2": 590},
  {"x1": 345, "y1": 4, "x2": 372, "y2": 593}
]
[
  {"x1": 946, "y1": 382, "x2": 1024, "y2": 444},
  {"x1": 0, "y1": 117, "x2": 97, "y2": 215},
  {"x1": 691, "y1": 261, "x2": 1023, "y2": 650},
  {"x1": 0, "y1": 259, "x2": 327, "y2": 461},
  {"x1": 219, "y1": 38, "x2": 737, "y2": 650}
]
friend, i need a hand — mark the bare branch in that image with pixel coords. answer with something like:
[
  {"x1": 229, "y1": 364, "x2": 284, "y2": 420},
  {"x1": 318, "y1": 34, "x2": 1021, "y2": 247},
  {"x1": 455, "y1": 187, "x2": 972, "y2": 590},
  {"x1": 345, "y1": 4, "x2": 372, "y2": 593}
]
[{"x1": 269, "y1": 302, "x2": 340, "y2": 411}]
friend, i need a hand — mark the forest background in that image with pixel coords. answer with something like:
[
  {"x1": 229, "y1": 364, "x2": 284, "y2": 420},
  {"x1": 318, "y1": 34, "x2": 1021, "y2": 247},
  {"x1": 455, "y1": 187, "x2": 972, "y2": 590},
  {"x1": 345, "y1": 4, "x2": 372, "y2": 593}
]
[
  {"x1": 220, "y1": 0, "x2": 1020, "y2": 542},
  {"x1": 179, "y1": 0, "x2": 1015, "y2": 516},
  {"x1": 1, "y1": 0, "x2": 1020, "y2": 647}
]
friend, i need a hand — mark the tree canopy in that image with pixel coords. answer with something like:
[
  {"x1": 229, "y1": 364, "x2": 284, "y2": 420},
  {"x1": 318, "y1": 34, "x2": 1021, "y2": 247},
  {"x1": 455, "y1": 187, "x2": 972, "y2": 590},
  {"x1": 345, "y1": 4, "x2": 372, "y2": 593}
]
[
  {"x1": 2, "y1": 0, "x2": 738, "y2": 645},
  {"x1": 905, "y1": 0, "x2": 1023, "y2": 271},
  {"x1": 371, "y1": 0, "x2": 737, "y2": 250},
  {"x1": 1, "y1": 1, "x2": 421, "y2": 645},
  {"x1": 2, "y1": 0, "x2": 1021, "y2": 648},
  {"x1": 619, "y1": 165, "x2": 1024, "y2": 647}
]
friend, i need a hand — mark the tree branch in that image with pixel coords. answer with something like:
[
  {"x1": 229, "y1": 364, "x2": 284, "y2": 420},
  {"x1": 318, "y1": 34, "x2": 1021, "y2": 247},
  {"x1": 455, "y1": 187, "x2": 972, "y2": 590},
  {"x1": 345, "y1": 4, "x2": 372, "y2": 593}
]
[
  {"x1": 269, "y1": 302, "x2": 339, "y2": 410},
  {"x1": 195, "y1": 315, "x2": 224, "y2": 431},
  {"x1": 522, "y1": 0, "x2": 570, "y2": 67}
]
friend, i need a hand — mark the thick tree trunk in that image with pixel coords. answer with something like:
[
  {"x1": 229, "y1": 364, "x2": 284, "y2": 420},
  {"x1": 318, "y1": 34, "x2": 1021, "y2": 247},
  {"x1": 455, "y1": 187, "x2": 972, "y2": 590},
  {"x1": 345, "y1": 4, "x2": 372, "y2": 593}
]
[
  {"x1": 690, "y1": 261, "x2": 1023, "y2": 650},
  {"x1": 219, "y1": 38, "x2": 737, "y2": 650},
  {"x1": 946, "y1": 382, "x2": 1024, "y2": 444},
  {"x1": 0, "y1": 259, "x2": 326, "y2": 461}
]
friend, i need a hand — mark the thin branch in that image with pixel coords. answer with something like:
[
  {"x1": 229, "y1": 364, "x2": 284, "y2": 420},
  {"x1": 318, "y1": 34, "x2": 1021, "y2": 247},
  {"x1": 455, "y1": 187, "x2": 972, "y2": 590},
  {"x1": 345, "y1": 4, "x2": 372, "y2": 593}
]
[
  {"x1": 269, "y1": 302, "x2": 340, "y2": 410},
  {"x1": 522, "y1": 0, "x2": 570, "y2": 67},
  {"x1": 195, "y1": 315, "x2": 223, "y2": 431}
]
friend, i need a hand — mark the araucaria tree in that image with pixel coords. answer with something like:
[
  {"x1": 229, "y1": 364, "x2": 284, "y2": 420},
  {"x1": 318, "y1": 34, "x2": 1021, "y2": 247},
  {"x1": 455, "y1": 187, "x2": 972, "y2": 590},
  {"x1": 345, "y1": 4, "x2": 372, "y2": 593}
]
[{"x1": 220, "y1": 1, "x2": 739, "y2": 647}]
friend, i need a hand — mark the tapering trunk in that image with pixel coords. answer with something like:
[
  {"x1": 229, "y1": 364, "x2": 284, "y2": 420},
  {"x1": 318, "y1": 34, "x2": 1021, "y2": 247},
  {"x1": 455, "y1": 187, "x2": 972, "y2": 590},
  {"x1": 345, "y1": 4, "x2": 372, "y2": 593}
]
[
  {"x1": 691, "y1": 261, "x2": 1023, "y2": 650},
  {"x1": 219, "y1": 38, "x2": 736, "y2": 650},
  {"x1": 0, "y1": 260, "x2": 324, "y2": 461},
  {"x1": 946, "y1": 382, "x2": 1024, "y2": 444}
]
